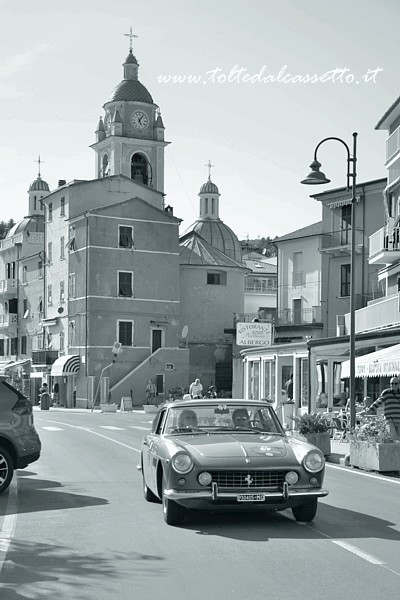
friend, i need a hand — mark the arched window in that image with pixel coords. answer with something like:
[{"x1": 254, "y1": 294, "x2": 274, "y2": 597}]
[
  {"x1": 102, "y1": 154, "x2": 109, "y2": 177},
  {"x1": 131, "y1": 153, "x2": 149, "y2": 185}
]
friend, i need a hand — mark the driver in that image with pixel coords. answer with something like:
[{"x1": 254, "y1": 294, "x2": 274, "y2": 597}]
[
  {"x1": 178, "y1": 409, "x2": 198, "y2": 429},
  {"x1": 232, "y1": 408, "x2": 250, "y2": 428}
]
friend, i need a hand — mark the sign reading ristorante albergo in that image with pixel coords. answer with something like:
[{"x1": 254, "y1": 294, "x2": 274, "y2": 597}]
[{"x1": 236, "y1": 322, "x2": 272, "y2": 346}]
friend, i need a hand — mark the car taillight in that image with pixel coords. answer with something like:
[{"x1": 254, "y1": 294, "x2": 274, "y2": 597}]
[{"x1": 12, "y1": 397, "x2": 32, "y2": 416}]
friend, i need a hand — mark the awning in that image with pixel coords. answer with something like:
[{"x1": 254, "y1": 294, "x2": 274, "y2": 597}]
[
  {"x1": 51, "y1": 355, "x2": 80, "y2": 376},
  {"x1": 1, "y1": 359, "x2": 31, "y2": 371},
  {"x1": 341, "y1": 343, "x2": 400, "y2": 378}
]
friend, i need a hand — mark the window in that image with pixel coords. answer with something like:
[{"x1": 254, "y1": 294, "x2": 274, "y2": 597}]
[
  {"x1": 60, "y1": 197, "x2": 65, "y2": 216},
  {"x1": 6, "y1": 262, "x2": 15, "y2": 279},
  {"x1": 37, "y1": 335, "x2": 43, "y2": 350},
  {"x1": 60, "y1": 280, "x2": 65, "y2": 302},
  {"x1": 60, "y1": 236, "x2": 65, "y2": 259},
  {"x1": 212, "y1": 198, "x2": 215, "y2": 214},
  {"x1": 34, "y1": 196, "x2": 37, "y2": 211},
  {"x1": 38, "y1": 298, "x2": 43, "y2": 317},
  {"x1": 207, "y1": 271, "x2": 227, "y2": 285},
  {"x1": 11, "y1": 337, "x2": 17, "y2": 355},
  {"x1": 0, "y1": 339, "x2": 3, "y2": 356},
  {"x1": 118, "y1": 271, "x2": 133, "y2": 297},
  {"x1": 38, "y1": 260, "x2": 43, "y2": 278},
  {"x1": 48, "y1": 202, "x2": 53, "y2": 222},
  {"x1": 23, "y1": 299, "x2": 28, "y2": 318},
  {"x1": 118, "y1": 321, "x2": 133, "y2": 346},
  {"x1": 60, "y1": 331, "x2": 65, "y2": 352},
  {"x1": 69, "y1": 273, "x2": 76, "y2": 298},
  {"x1": 292, "y1": 252, "x2": 303, "y2": 286},
  {"x1": 119, "y1": 226, "x2": 134, "y2": 248},
  {"x1": 67, "y1": 225, "x2": 76, "y2": 251},
  {"x1": 47, "y1": 241, "x2": 52, "y2": 264},
  {"x1": 340, "y1": 264, "x2": 351, "y2": 297},
  {"x1": 205, "y1": 198, "x2": 208, "y2": 213},
  {"x1": 69, "y1": 321, "x2": 75, "y2": 346},
  {"x1": 341, "y1": 204, "x2": 351, "y2": 245},
  {"x1": 21, "y1": 336, "x2": 27, "y2": 355},
  {"x1": 47, "y1": 284, "x2": 52, "y2": 305},
  {"x1": 22, "y1": 265, "x2": 27, "y2": 283}
]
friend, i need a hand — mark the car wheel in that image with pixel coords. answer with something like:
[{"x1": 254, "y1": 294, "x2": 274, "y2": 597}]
[
  {"x1": 0, "y1": 447, "x2": 14, "y2": 495},
  {"x1": 162, "y1": 475, "x2": 185, "y2": 526},
  {"x1": 143, "y1": 474, "x2": 160, "y2": 503},
  {"x1": 292, "y1": 499, "x2": 318, "y2": 522}
]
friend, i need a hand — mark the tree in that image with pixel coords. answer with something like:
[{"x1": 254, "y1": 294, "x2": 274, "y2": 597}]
[{"x1": 0, "y1": 219, "x2": 15, "y2": 240}]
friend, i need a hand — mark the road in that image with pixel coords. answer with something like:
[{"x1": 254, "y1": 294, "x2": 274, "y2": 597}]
[{"x1": 1, "y1": 408, "x2": 400, "y2": 600}]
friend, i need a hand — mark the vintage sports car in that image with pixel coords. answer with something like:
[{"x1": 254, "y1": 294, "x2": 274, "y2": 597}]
[{"x1": 139, "y1": 399, "x2": 328, "y2": 526}]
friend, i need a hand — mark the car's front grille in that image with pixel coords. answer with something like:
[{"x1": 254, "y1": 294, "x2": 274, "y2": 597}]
[{"x1": 210, "y1": 471, "x2": 285, "y2": 489}]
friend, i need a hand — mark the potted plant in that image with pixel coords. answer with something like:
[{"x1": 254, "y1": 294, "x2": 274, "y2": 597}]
[
  {"x1": 348, "y1": 417, "x2": 400, "y2": 472},
  {"x1": 292, "y1": 412, "x2": 331, "y2": 456}
]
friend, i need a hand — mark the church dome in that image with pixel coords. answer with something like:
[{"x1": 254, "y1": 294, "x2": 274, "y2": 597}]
[
  {"x1": 109, "y1": 79, "x2": 153, "y2": 103},
  {"x1": 200, "y1": 180, "x2": 219, "y2": 194},
  {"x1": 188, "y1": 219, "x2": 242, "y2": 262},
  {"x1": 29, "y1": 175, "x2": 49, "y2": 192},
  {"x1": 6, "y1": 216, "x2": 44, "y2": 239}
]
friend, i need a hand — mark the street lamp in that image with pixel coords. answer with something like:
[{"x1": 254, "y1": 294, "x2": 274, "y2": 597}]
[{"x1": 301, "y1": 133, "x2": 358, "y2": 430}]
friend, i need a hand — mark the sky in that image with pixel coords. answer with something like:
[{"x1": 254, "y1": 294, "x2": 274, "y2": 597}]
[{"x1": 0, "y1": 0, "x2": 398, "y2": 239}]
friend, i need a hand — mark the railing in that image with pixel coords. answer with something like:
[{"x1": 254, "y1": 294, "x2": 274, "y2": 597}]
[
  {"x1": 344, "y1": 293, "x2": 400, "y2": 334},
  {"x1": 369, "y1": 226, "x2": 400, "y2": 258},
  {"x1": 387, "y1": 125, "x2": 400, "y2": 161},
  {"x1": 388, "y1": 166, "x2": 400, "y2": 185},
  {"x1": 275, "y1": 306, "x2": 322, "y2": 326},
  {"x1": 0, "y1": 279, "x2": 18, "y2": 294},
  {"x1": 244, "y1": 284, "x2": 276, "y2": 293},
  {"x1": 234, "y1": 311, "x2": 276, "y2": 324},
  {"x1": 0, "y1": 314, "x2": 18, "y2": 327},
  {"x1": 320, "y1": 228, "x2": 363, "y2": 251},
  {"x1": 0, "y1": 232, "x2": 44, "y2": 251},
  {"x1": 31, "y1": 350, "x2": 59, "y2": 365}
]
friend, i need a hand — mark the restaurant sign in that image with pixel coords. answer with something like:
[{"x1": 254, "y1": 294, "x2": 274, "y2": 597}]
[
  {"x1": 355, "y1": 359, "x2": 400, "y2": 377},
  {"x1": 236, "y1": 322, "x2": 272, "y2": 347}
]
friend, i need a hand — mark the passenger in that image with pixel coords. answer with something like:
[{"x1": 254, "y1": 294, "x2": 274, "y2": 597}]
[
  {"x1": 178, "y1": 409, "x2": 198, "y2": 429},
  {"x1": 232, "y1": 408, "x2": 250, "y2": 428}
]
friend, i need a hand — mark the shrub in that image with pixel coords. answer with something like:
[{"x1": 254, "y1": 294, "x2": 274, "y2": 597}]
[
  {"x1": 348, "y1": 416, "x2": 394, "y2": 444},
  {"x1": 292, "y1": 412, "x2": 330, "y2": 435}
]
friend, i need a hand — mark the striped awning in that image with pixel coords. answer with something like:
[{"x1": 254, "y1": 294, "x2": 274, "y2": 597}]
[
  {"x1": 341, "y1": 343, "x2": 400, "y2": 378},
  {"x1": 51, "y1": 355, "x2": 80, "y2": 376}
]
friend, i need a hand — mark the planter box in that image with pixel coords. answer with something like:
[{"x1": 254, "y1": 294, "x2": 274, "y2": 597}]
[
  {"x1": 143, "y1": 405, "x2": 159, "y2": 414},
  {"x1": 301, "y1": 432, "x2": 331, "y2": 456},
  {"x1": 350, "y1": 441, "x2": 400, "y2": 472},
  {"x1": 100, "y1": 403, "x2": 118, "y2": 413}
]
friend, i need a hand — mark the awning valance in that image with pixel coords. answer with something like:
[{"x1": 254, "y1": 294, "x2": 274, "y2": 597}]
[
  {"x1": 1, "y1": 359, "x2": 31, "y2": 372},
  {"x1": 341, "y1": 343, "x2": 400, "y2": 378},
  {"x1": 51, "y1": 355, "x2": 80, "y2": 376}
]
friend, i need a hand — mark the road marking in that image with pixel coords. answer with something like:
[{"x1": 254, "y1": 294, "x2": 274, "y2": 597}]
[
  {"x1": 326, "y1": 463, "x2": 400, "y2": 485},
  {"x1": 98, "y1": 426, "x2": 125, "y2": 430},
  {"x1": 41, "y1": 426, "x2": 64, "y2": 431},
  {"x1": 0, "y1": 477, "x2": 18, "y2": 575},
  {"x1": 332, "y1": 541, "x2": 384, "y2": 565},
  {"x1": 129, "y1": 426, "x2": 149, "y2": 431}
]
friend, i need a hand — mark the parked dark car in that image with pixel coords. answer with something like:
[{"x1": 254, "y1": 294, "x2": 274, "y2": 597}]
[
  {"x1": 139, "y1": 399, "x2": 328, "y2": 525},
  {"x1": 0, "y1": 376, "x2": 41, "y2": 494}
]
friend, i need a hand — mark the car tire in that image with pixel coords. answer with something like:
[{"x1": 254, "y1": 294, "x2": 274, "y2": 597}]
[
  {"x1": 162, "y1": 475, "x2": 185, "y2": 526},
  {"x1": 0, "y1": 447, "x2": 14, "y2": 495},
  {"x1": 143, "y1": 474, "x2": 160, "y2": 503},
  {"x1": 292, "y1": 499, "x2": 318, "y2": 522}
]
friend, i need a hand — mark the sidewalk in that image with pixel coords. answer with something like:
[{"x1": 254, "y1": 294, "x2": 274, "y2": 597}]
[{"x1": 326, "y1": 439, "x2": 350, "y2": 466}]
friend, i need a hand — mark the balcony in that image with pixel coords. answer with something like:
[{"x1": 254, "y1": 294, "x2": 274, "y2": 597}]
[
  {"x1": 344, "y1": 293, "x2": 400, "y2": 334},
  {"x1": 319, "y1": 228, "x2": 364, "y2": 256},
  {"x1": 386, "y1": 126, "x2": 400, "y2": 163},
  {"x1": 369, "y1": 226, "x2": 400, "y2": 265},
  {"x1": 31, "y1": 350, "x2": 59, "y2": 366},
  {"x1": 244, "y1": 283, "x2": 276, "y2": 294},
  {"x1": 0, "y1": 232, "x2": 44, "y2": 252},
  {"x1": 0, "y1": 278, "x2": 18, "y2": 296},
  {"x1": 275, "y1": 306, "x2": 323, "y2": 327},
  {"x1": 0, "y1": 314, "x2": 18, "y2": 328}
]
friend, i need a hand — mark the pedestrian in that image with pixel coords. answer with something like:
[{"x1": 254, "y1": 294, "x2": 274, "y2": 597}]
[
  {"x1": 39, "y1": 383, "x2": 50, "y2": 411},
  {"x1": 189, "y1": 378, "x2": 203, "y2": 399},
  {"x1": 284, "y1": 373, "x2": 293, "y2": 402},
  {"x1": 52, "y1": 382, "x2": 59, "y2": 406},
  {"x1": 207, "y1": 385, "x2": 218, "y2": 398},
  {"x1": 360, "y1": 376, "x2": 400, "y2": 440},
  {"x1": 146, "y1": 379, "x2": 157, "y2": 404}
]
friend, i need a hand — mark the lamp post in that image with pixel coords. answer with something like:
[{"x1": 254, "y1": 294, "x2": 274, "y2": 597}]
[{"x1": 301, "y1": 133, "x2": 358, "y2": 430}]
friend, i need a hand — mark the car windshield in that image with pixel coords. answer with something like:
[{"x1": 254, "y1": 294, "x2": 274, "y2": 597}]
[{"x1": 164, "y1": 404, "x2": 283, "y2": 435}]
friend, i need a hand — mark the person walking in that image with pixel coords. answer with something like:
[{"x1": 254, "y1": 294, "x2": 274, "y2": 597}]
[
  {"x1": 39, "y1": 383, "x2": 50, "y2": 411},
  {"x1": 284, "y1": 373, "x2": 294, "y2": 402},
  {"x1": 360, "y1": 376, "x2": 400, "y2": 440},
  {"x1": 146, "y1": 379, "x2": 157, "y2": 404},
  {"x1": 189, "y1": 378, "x2": 203, "y2": 399}
]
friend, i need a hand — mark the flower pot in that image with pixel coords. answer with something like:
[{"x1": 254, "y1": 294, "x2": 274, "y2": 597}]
[
  {"x1": 302, "y1": 432, "x2": 331, "y2": 456},
  {"x1": 100, "y1": 403, "x2": 118, "y2": 413},
  {"x1": 143, "y1": 405, "x2": 158, "y2": 414},
  {"x1": 350, "y1": 441, "x2": 400, "y2": 472}
]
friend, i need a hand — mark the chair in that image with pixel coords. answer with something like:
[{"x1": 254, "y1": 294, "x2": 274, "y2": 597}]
[{"x1": 331, "y1": 417, "x2": 347, "y2": 442}]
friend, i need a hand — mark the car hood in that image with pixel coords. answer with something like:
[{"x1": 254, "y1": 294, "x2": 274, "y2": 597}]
[{"x1": 171, "y1": 433, "x2": 305, "y2": 465}]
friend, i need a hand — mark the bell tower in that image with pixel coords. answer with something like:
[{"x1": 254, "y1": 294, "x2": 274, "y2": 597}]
[{"x1": 91, "y1": 29, "x2": 169, "y2": 193}]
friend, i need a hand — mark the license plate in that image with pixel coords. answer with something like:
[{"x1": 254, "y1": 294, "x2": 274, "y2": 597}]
[{"x1": 237, "y1": 493, "x2": 265, "y2": 502}]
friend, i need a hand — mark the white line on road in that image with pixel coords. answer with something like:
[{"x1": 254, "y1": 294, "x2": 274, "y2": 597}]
[
  {"x1": 98, "y1": 426, "x2": 125, "y2": 430},
  {"x1": 332, "y1": 541, "x2": 385, "y2": 565},
  {"x1": 41, "y1": 426, "x2": 64, "y2": 431},
  {"x1": 129, "y1": 426, "x2": 150, "y2": 430},
  {"x1": 326, "y1": 463, "x2": 400, "y2": 485},
  {"x1": 0, "y1": 478, "x2": 18, "y2": 575}
]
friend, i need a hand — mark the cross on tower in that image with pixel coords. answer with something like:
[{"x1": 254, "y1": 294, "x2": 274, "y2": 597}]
[
  {"x1": 34, "y1": 155, "x2": 44, "y2": 177},
  {"x1": 204, "y1": 159, "x2": 215, "y2": 181},
  {"x1": 124, "y1": 26, "x2": 138, "y2": 52}
]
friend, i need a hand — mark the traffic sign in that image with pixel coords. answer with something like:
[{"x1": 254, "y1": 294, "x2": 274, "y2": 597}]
[{"x1": 112, "y1": 342, "x2": 122, "y2": 355}]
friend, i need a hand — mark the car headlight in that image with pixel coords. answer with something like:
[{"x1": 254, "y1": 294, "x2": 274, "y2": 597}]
[
  {"x1": 172, "y1": 452, "x2": 193, "y2": 474},
  {"x1": 198, "y1": 472, "x2": 212, "y2": 486},
  {"x1": 303, "y1": 451, "x2": 324, "y2": 473},
  {"x1": 285, "y1": 471, "x2": 299, "y2": 485}
]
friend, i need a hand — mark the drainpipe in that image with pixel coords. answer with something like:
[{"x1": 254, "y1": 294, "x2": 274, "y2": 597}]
[
  {"x1": 15, "y1": 242, "x2": 21, "y2": 360},
  {"x1": 85, "y1": 213, "x2": 89, "y2": 377}
]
